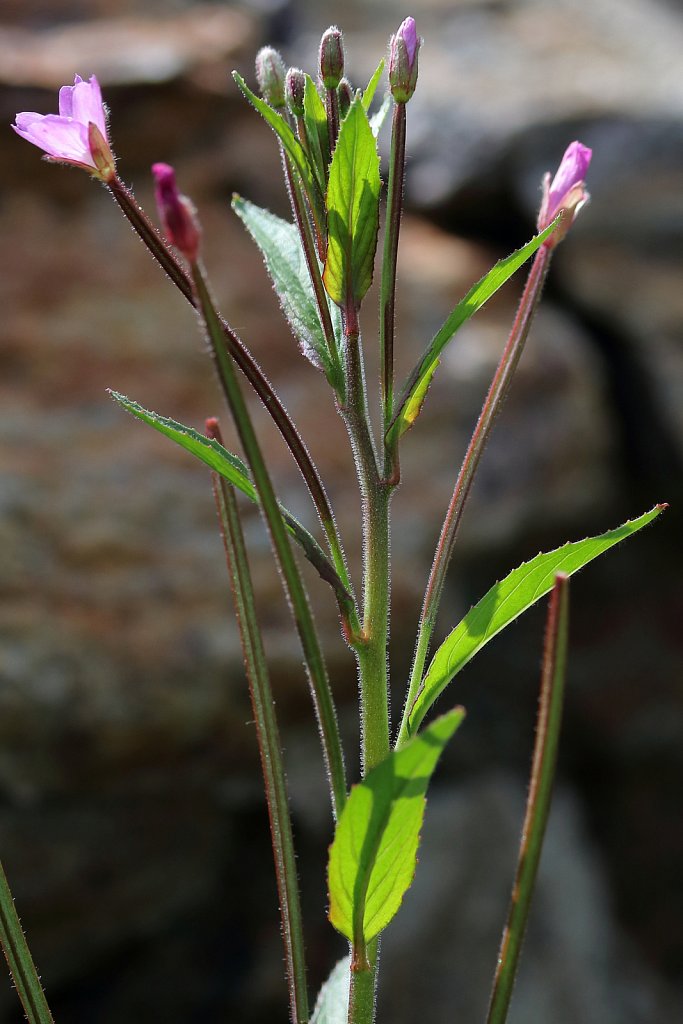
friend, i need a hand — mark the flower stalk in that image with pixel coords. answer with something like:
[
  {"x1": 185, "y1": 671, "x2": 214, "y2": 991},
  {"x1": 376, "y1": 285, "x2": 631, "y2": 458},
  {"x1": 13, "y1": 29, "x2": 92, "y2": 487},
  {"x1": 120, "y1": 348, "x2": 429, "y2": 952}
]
[{"x1": 0, "y1": 859, "x2": 54, "y2": 1024}]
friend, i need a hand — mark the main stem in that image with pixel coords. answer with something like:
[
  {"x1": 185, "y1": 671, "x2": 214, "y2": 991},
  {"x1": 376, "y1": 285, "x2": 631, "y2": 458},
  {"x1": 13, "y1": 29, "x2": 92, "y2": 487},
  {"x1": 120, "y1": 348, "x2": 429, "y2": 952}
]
[
  {"x1": 211, "y1": 463, "x2": 309, "y2": 1024},
  {"x1": 0, "y1": 860, "x2": 54, "y2": 1024},
  {"x1": 397, "y1": 246, "x2": 551, "y2": 747},
  {"x1": 341, "y1": 324, "x2": 391, "y2": 775}
]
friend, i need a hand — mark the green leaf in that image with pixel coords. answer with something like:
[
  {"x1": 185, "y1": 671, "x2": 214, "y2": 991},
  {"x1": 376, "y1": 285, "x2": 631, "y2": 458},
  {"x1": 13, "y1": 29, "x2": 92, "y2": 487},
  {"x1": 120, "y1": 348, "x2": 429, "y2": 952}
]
[
  {"x1": 362, "y1": 59, "x2": 385, "y2": 111},
  {"x1": 303, "y1": 74, "x2": 330, "y2": 192},
  {"x1": 232, "y1": 195, "x2": 342, "y2": 376},
  {"x1": 310, "y1": 957, "x2": 350, "y2": 1024},
  {"x1": 109, "y1": 391, "x2": 350, "y2": 599},
  {"x1": 369, "y1": 94, "x2": 392, "y2": 138},
  {"x1": 328, "y1": 708, "x2": 465, "y2": 945},
  {"x1": 407, "y1": 506, "x2": 666, "y2": 736},
  {"x1": 323, "y1": 97, "x2": 381, "y2": 311},
  {"x1": 233, "y1": 72, "x2": 325, "y2": 232},
  {"x1": 386, "y1": 217, "x2": 560, "y2": 446}
]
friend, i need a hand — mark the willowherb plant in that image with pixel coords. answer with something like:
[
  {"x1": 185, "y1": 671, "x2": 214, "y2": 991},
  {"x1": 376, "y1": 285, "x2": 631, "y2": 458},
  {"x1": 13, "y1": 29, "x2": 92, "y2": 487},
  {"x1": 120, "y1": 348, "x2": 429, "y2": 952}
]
[{"x1": 5, "y1": 16, "x2": 665, "y2": 1024}]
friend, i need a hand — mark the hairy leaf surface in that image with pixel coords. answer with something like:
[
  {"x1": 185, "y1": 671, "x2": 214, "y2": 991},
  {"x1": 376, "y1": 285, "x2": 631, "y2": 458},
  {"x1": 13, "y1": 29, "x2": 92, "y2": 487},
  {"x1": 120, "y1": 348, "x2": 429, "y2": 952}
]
[
  {"x1": 328, "y1": 708, "x2": 465, "y2": 944},
  {"x1": 407, "y1": 507, "x2": 665, "y2": 736}
]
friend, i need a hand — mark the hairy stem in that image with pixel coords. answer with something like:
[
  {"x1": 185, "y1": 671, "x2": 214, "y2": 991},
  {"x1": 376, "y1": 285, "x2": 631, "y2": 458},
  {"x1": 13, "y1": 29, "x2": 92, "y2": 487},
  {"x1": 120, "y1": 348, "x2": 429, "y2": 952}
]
[
  {"x1": 486, "y1": 573, "x2": 570, "y2": 1024},
  {"x1": 210, "y1": 442, "x2": 309, "y2": 1024},
  {"x1": 397, "y1": 246, "x2": 551, "y2": 747},
  {"x1": 0, "y1": 860, "x2": 54, "y2": 1024},
  {"x1": 379, "y1": 101, "x2": 406, "y2": 475},
  {"x1": 192, "y1": 262, "x2": 347, "y2": 819}
]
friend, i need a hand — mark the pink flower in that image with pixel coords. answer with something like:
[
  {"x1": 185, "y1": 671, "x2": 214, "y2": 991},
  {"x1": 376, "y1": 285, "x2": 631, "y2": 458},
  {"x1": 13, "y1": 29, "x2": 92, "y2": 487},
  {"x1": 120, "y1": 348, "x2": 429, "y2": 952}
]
[
  {"x1": 389, "y1": 16, "x2": 421, "y2": 103},
  {"x1": 12, "y1": 74, "x2": 116, "y2": 181},
  {"x1": 152, "y1": 163, "x2": 201, "y2": 262},
  {"x1": 538, "y1": 141, "x2": 592, "y2": 246}
]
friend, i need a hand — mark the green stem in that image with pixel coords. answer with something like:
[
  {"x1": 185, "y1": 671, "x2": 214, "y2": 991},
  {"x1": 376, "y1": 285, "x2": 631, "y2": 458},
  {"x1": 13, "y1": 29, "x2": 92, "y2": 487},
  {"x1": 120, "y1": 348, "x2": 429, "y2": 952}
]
[
  {"x1": 340, "y1": 327, "x2": 391, "y2": 774},
  {"x1": 108, "y1": 176, "x2": 351, "y2": 623},
  {"x1": 210, "y1": 455, "x2": 309, "y2": 1024},
  {"x1": 192, "y1": 262, "x2": 347, "y2": 820},
  {"x1": 486, "y1": 573, "x2": 570, "y2": 1024},
  {"x1": 0, "y1": 859, "x2": 54, "y2": 1024},
  {"x1": 396, "y1": 246, "x2": 551, "y2": 748},
  {"x1": 347, "y1": 951, "x2": 377, "y2": 1024},
  {"x1": 379, "y1": 102, "x2": 406, "y2": 466}
]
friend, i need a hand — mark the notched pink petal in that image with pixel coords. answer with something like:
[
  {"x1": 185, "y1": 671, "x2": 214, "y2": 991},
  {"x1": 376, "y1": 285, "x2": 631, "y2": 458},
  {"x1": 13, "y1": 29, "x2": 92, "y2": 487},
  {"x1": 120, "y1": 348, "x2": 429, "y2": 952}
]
[
  {"x1": 70, "y1": 76, "x2": 106, "y2": 136},
  {"x1": 22, "y1": 115, "x2": 93, "y2": 165}
]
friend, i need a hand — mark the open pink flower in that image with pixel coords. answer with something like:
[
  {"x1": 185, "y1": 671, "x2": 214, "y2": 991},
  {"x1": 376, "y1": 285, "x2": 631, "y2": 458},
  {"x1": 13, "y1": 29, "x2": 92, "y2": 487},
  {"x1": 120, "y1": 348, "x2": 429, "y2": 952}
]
[
  {"x1": 12, "y1": 74, "x2": 116, "y2": 180},
  {"x1": 538, "y1": 140, "x2": 592, "y2": 245}
]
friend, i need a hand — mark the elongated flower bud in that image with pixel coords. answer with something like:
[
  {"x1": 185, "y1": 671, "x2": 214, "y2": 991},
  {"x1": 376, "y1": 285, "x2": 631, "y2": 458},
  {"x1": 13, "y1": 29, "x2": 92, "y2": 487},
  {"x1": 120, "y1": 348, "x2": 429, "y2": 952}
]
[
  {"x1": 255, "y1": 46, "x2": 286, "y2": 109},
  {"x1": 389, "y1": 16, "x2": 420, "y2": 103},
  {"x1": 337, "y1": 77, "x2": 353, "y2": 120},
  {"x1": 152, "y1": 162, "x2": 201, "y2": 262},
  {"x1": 286, "y1": 67, "x2": 306, "y2": 118},
  {"x1": 538, "y1": 141, "x2": 592, "y2": 247},
  {"x1": 320, "y1": 26, "x2": 344, "y2": 89}
]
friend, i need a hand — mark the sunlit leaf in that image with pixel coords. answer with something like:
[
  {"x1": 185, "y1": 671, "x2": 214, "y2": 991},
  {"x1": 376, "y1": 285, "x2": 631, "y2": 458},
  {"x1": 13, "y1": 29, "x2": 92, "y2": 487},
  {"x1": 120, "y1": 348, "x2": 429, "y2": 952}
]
[
  {"x1": 407, "y1": 506, "x2": 665, "y2": 736},
  {"x1": 328, "y1": 708, "x2": 465, "y2": 945},
  {"x1": 362, "y1": 59, "x2": 385, "y2": 111},
  {"x1": 386, "y1": 217, "x2": 560, "y2": 446},
  {"x1": 323, "y1": 97, "x2": 381, "y2": 311},
  {"x1": 303, "y1": 74, "x2": 329, "y2": 192}
]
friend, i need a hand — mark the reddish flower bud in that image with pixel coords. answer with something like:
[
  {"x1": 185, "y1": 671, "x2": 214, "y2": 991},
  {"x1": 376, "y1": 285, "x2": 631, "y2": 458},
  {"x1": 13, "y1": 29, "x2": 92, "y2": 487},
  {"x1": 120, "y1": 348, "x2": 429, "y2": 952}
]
[
  {"x1": 538, "y1": 141, "x2": 592, "y2": 247},
  {"x1": 152, "y1": 162, "x2": 201, "y2": 262},
  {"x1": 320, "y1": 26, "x2": 344, "y2": 89},
  {"x1": 255, "y1": 46, "x2": 286, "y2": 109},
  {"x1": 285, "y1": 67, "x2": 306, "y2": 118},
  {"x1": 389, "y1": 17, "x2": 421, "y2": 103}
]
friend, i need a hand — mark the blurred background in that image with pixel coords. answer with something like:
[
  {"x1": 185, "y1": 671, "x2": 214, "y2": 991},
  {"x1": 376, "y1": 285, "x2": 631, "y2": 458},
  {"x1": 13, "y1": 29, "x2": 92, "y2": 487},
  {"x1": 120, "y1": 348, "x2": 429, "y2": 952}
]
[{"x1": 1, "y1": 0, "x2": 682, "y2": 1020}]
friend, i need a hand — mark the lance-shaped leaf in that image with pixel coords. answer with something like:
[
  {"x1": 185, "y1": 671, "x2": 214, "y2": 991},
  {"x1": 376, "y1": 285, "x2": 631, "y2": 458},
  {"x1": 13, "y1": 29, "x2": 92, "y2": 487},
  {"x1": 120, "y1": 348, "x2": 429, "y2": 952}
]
[
  {"x1": 323, "y1": 97, "x2": 381, "y2": 311},
  {"x1": 328, "y1": 707, "x2": 465, "y2": 945},
  {"x1": 407, "y1": 506, "x2": 665, "y2": 737},
  {"x1": 369, "y1": 94, "x2": 392, "y2": 138},
  {"x1": 310, "y1": 957, "x2": 350, "y2": 1024},
  {"x1": 386, "y1": 217, "x2": 561, "y2": 447},
  {"x1": 232, "y1": 196, "x2": 342, "y2": 378},
  {"x1": 233, "y1": 72, "x2": 325, "y2": 234},
  {"x1": 109, "y1": 391, "x2": 349, "y2": 599},
  {"x1": 362, "y1": 59, "x2": 385, "y2": 111},
  {"x1": 303, "y1": 74, "x2": 329, "y2": 192}
]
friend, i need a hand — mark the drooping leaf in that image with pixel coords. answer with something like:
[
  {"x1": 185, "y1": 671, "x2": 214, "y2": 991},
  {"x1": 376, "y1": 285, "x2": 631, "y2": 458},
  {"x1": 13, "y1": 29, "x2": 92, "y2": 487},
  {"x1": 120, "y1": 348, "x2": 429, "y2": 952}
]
[
  {"x1": 303, "y1": 74, "x2": 330, "y2": 192},
  {"x1": 369, "y1": 94, "x2": 392, "y2": 138},
  {"x1": 309, "y1": 957, "x2": 350, "y2": 1024},
  {"x1": 362, "y1": 59, "x2": 385, "y2": 111},
  {"x1": 108, "y1": 391, "x2": 349, "y2": 599},
  {"x1": 232, "y1": 72, "x2": 325, "y2": 232},
  {"x1": 232, "y1": 195, "x2": 342, "y2": 377},
  {"x1": 386, "y1": 217, "x2": 561, "y2": 446},
  {"x1": 323, "y1": 97, "x2": 381, "y2": 311},
  {"x1": 328, "y1": 708, "x2": 465, "y2": 945},
  {"x1": 407, "y1": 506, "x2": 665, "y2": 736}
]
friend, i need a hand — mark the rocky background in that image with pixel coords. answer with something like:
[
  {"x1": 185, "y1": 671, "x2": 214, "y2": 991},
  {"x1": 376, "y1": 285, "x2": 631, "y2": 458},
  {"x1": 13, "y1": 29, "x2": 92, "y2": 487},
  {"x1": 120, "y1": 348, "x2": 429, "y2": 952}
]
[{"x1": 1, "y1": 0, "x2": 682, "y2": 1021}]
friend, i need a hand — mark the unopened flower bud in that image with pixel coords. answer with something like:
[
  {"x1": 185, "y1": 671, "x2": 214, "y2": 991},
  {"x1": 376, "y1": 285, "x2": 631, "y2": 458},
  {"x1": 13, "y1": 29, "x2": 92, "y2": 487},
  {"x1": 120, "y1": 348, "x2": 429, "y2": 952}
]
[
  {"x1": 537, "y1": 141, "x2": 592, "y2": 247},
  {"x1": 286, "y1": 67, "x2": 306, "y2": 118},
  {"x1": 255, "y1": 46, "x2": 286, "y2": 109},
  {"x1": 152, "y1": 162, "x2": 201, "y2": 262},
  {"x1": 337, "y1": 77, "x2": 353, "y2": 119},
  {"x1": 320, "y1": 27, "x2": 344, "y2": 89},
  {"x1": 389, "y1": 16, "x2": 420, "y2": 103}
]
